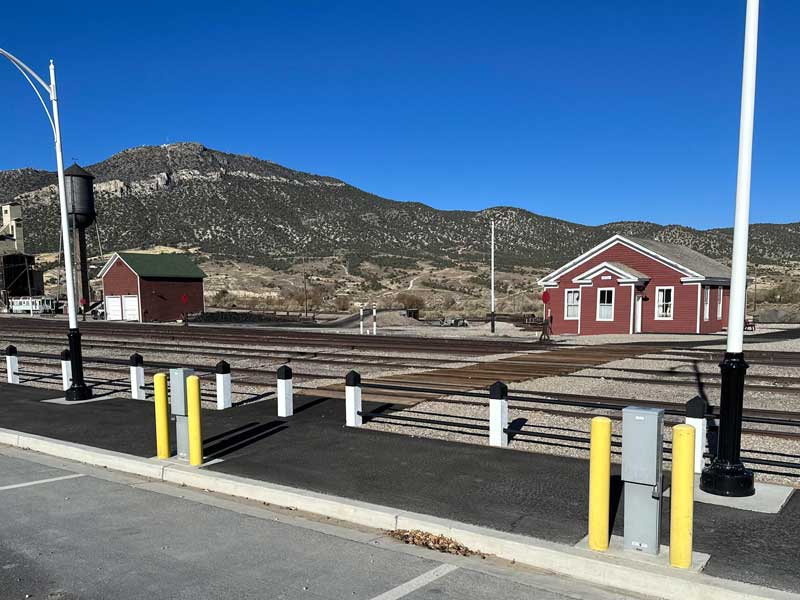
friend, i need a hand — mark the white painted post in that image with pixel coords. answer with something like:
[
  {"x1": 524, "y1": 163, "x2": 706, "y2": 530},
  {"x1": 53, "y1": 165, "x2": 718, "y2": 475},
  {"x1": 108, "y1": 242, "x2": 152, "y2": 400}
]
[
  {"x1": 60, "y1": 349, "x2": 73, "y2": 391},
  {"x1": 215, "y1": 360, "x2": 232, "y2": 410},
  {"x1": 129, "y1": 353, "x2": 145, "y2": 400},
  {"x1": 277, "y1": 365, "x2": 294, "y2": 417},
  {"x1": 372, "y1": 303, "x2": 377, "y2": 336},
  {"x1": 726, "y1": 0, "x2": 760, "y2": 356},
  {"x1": 686, "y1": 397, "x2": 708, "y2": 474},
  {"x1": 345, "y1": 370, "x2": 362, "y2": 427},
  {"x1": 5, "y1": 345, "x2": 19, "y2": 385},
  {"x1": 490, "y1": 219, "x2": 496, "y2": 334},
  {"x1": 489, "y1": 381, "x2": 509, "y2": 447},
  {"x1": 360, "y1": 307, "x2": 364, "y2": 335}
]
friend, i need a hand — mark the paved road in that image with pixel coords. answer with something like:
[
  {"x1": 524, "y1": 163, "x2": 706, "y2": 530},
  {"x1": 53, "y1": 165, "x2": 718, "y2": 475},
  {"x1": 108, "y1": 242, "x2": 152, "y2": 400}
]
[{"x1": 0, "y1": 447, "x2": 649, "y2": 600}]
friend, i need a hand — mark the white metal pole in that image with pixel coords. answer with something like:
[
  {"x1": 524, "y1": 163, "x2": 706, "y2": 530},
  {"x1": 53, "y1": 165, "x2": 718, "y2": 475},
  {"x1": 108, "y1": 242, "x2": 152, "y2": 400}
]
[
  {"x1": 700, "y1": 0, "x2": 759, "y2": 498},
  {"x1": 490, "y1": 220, "x2": 496, "y2": 333},
  {"x1": 49, "y1": 61, "x2": 78, "y2": 331},
  {"x1": 726, "y1": 0, "x2": 759, "y2": 354}
]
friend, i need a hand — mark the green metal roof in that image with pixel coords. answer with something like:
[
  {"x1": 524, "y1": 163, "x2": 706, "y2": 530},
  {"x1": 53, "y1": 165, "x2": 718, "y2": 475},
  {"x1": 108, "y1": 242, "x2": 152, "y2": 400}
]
[{"x1": 117, "y1": 252, "x2": 206, "y2": 279}]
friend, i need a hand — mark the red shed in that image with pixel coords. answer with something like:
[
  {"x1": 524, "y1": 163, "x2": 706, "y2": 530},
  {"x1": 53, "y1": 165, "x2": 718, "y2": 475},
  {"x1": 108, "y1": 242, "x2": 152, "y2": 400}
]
[
  {"x1": 98, "y1": 252, "x2": 206, "y2": 323},
  {"x1": 538, "y1": 235, "x2": 732, "y2": 336}
]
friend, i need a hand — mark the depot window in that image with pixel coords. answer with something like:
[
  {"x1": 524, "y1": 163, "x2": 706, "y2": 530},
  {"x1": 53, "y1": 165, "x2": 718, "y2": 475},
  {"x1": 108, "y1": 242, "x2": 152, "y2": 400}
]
[
  {"x1": 565, "y1": 289, "x2": 580, "y2": 320},
  {"x1": 655, "y1": 286, "x2": 674, "y2": 320},
  {"x1": 596, "y1": 288, "x2": 614, "y2": 321}
]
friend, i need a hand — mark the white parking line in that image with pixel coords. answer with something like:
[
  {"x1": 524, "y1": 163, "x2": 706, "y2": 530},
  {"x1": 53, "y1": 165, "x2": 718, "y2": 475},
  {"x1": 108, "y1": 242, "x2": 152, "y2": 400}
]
[
  {"x1": 369, "y1": 563, "x2": 458, "y2": 600},
  {"x1": 0, "y1": 473, "x2": 85, "y2": 492}
]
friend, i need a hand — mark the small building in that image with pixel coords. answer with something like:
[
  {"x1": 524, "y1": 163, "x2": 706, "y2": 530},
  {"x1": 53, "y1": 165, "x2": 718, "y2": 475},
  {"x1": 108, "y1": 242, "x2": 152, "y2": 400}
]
[
  {"x1": 538, "y1": 235, "x2": 732, "y2": 335},
  {"x1": 1, "y1": 203, "x2": 44, "y2": 308},
  {"x1": 98, "y1": 252, "x2": 206, "y2": 322}
]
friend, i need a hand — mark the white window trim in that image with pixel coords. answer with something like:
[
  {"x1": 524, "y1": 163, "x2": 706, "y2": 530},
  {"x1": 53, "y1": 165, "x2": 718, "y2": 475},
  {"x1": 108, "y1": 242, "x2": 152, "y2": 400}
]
[
  {"x1": 564, "y1": 288, "x2": 580, "y2": 321},
  {"x1": 703, "y1": 287, "x2": 711, "y2": 322},
  {"x1": 717, "y1": 286, "x2": 723, "y2": 320},
  {"x1": 596, "y1": 287, "x2": 615, "y2": 322},
  {"x1": 654, "y1": 286, "x2": 675, "y2": 321}
]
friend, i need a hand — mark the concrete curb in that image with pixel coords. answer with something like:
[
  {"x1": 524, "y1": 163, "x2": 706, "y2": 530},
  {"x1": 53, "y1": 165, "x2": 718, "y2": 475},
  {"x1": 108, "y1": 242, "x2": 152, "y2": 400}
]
[{"x1": 1, "y1": 427, "x2": 796, "y2": 600}]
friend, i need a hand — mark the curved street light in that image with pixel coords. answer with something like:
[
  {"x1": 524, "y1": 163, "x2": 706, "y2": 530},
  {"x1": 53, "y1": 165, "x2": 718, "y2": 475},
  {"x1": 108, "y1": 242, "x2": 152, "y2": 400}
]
[{"x1": 1, "y1": 47, "x2": 91, "y2": 401}]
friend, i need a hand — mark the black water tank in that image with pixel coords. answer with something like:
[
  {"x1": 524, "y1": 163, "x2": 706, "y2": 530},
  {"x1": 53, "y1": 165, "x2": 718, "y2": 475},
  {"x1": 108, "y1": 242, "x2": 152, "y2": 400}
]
[{"x1": 64, "y1": 163, "x2": 96, "y2": 229}]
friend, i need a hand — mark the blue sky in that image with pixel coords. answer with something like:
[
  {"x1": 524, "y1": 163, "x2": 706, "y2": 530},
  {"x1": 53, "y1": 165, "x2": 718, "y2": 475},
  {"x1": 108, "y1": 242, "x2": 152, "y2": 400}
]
[{"x1": 1, "y1": 1, "x2": 798, "y2": 228}]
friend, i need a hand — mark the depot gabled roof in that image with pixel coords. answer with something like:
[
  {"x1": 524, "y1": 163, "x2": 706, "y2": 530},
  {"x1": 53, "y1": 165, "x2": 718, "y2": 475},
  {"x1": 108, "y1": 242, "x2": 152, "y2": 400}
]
[
  {"x1": 571, "y1": 261, "x2": 651, "y2": 285},
  {"x1": 98, "y1": 252, "x2": 206, "y2": 280},
  {"x1": 538, "y1": 234, "x2": 731, "y2": 286}
]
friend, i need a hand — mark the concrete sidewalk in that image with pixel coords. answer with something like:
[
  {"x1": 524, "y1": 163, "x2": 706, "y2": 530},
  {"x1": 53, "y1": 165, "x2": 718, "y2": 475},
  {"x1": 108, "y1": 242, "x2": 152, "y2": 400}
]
[
  {"x1": 2, "y1": 447, "x2": 644, "y2": 600},
  {"x1": 0, "y1": 382, "x2": 798, "y2": 598}
]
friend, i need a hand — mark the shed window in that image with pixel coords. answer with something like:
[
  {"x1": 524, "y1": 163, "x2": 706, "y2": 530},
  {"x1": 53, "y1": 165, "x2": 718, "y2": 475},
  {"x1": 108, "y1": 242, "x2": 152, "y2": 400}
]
[
  {"x1": 655, "y1": 287, "x2": 674, "y2": 320},
  {"x1": 717, "y1": 287, "x2": 723, "y2": 320},
  {"x1": 565, "y1": 289, "x2": 580, "y2": 319},
  {"x1": 704, "y1": 287, "x2": 711, "y2": 321},
  {"x1": 597, "y1": 288, "x2": 614, "y2": 321}
]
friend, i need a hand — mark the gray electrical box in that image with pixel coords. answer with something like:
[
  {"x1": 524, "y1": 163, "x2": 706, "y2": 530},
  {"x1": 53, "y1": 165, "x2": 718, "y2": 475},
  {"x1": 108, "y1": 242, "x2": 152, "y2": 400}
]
[
  {"x1": 169, "y1": 368, "x2": 194, "y2": 459},
  {"x1": 622, "y1": 406, "x2": 664, "y2": 556}
]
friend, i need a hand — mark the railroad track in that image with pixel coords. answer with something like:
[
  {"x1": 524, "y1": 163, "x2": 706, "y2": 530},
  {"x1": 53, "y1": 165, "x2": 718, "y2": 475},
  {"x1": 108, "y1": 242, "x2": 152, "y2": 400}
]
[{"x1": 0, "y1": 316, "x2": 541, "y2": 355}]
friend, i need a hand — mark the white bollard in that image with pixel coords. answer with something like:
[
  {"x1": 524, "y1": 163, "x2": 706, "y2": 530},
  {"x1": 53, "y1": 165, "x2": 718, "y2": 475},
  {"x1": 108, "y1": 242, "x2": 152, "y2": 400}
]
[
  {"x1": 215, "y1": 360, "x2": 232, "y2": 410},
  {"x1": 60, "y1": 350, "x2": 73, "y2": 391},
  {"x1": 360, "y1": 307, "x2": 364, "y2": 335},
  {"x1": 277, "y1": 365, "x2": 293, "y2": 417},
  {"x1": 372, "y1": 304, "x2": 377, "y2": 336},
  {"x1": 489, "y1": 381, "x2": 509, "y2": 447},
  {"x1": 685, "y1": 396, "x2": 708, "y2": 474},
  {"x1": 5, "y1": 345, "x2": 19, "y2": 385},
  {"x1": 129, "y1": 353, "x2": 145, "y2": 400},
  {"x1": 345, "y1": 370, "x2": 362, "y2": 427}
]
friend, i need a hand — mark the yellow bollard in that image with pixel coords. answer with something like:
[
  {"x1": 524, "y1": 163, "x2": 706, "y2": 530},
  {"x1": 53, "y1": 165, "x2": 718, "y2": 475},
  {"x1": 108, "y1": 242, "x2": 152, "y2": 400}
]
[
  {"x1": 588, "y1": 416, "x2": 612, "y2": 551},
  {"x1": 154, "y1": 373, "x2": 170, "y2": 459},
  {"x1": 187, "y1": 375, "x2": 203, "y2": 467},
  {"x1": 670, "y1": 424, "x2": 695, "y2": 569}
]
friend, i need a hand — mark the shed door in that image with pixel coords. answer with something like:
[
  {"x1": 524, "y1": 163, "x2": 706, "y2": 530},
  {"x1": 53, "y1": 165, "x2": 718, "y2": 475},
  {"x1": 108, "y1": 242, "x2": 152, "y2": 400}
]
[
  {"x1": 122, "y1": 295, "x2": 140, "y2": 321},
  {"x1": 106, "y1": 296, "x2": 123, "y2": 321}
]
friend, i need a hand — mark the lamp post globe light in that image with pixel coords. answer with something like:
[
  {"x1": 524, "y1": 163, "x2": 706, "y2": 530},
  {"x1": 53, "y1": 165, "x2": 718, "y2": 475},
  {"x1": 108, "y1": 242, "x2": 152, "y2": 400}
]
[
  {"x1": 700, "y1": 0, "x2": 760, "y2": 497},
  {"x1": 1, "y1": 48, "x2": 92, "y2": 401}
]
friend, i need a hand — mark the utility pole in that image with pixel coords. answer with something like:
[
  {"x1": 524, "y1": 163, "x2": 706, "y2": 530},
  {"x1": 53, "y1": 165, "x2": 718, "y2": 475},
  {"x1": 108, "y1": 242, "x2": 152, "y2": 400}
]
[
  {"x1": 490, "y1": 220, "x2": 496, "y2": 334},
  {"x1": 302, "y1": 253, "x2": 308, "y2": 317},
  {"x1": 752, "y1": 262, "x2": 758, "y2": 318},
  {"x1": 700, "y1": 0, "x2": 759, "y2": 497}
]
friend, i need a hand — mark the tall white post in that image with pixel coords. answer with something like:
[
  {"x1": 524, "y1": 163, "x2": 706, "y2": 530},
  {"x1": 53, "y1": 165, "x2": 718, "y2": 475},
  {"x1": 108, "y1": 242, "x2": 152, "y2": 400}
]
[
  {"x1": 50, "y1": 62, "x2": 78, "y2": 332},
  {"x1": 700, "y1": 0, "x2": 759, "y2": 498},
  {"x1": 360, "y1": 307, "x2": 364, "y2": 335},
  {"x1": 490, "y1": 220, "x2": 496, "y2": 333},
  {"x1": 726, "y1": 0, "x2": 759, "y2": 354},
  {"x1": 372, "y1": 303, "x2": 377, "y2": 336}
]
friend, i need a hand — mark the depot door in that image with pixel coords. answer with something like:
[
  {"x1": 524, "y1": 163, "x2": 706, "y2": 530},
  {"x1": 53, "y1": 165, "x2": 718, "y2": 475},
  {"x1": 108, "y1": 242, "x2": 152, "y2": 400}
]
[
  {"x1": 106, "y1": 296, "x2": 123, "y2": 321},
  {"x1": 122, "y1": 295, "x2": 140, "y2": 321}
]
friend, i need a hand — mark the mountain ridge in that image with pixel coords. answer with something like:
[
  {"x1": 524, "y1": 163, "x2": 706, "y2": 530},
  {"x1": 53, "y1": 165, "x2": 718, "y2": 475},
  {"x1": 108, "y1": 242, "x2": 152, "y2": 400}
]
[{"x1": 1, "y1": 142, "x2": 798, "y2": 269}]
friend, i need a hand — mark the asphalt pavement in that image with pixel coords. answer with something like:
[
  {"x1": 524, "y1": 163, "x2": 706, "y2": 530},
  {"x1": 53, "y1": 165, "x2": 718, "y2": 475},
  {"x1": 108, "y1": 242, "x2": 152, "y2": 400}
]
[{"x1": 0, "y1": 446, "x2": 647, "y2": 600}]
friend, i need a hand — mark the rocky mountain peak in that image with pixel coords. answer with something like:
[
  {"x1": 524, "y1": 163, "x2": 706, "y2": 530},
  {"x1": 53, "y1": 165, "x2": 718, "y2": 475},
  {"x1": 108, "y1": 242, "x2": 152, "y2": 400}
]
[{"x1": 0, "y1": 144, "x2": 797, "y2": 269}]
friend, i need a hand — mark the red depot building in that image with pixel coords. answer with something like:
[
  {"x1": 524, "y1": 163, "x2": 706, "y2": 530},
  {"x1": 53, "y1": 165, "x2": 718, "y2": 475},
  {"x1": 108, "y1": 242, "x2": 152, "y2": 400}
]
[
  {"x1": 538, "y1": 235, "x2": 732, "y2": 336},
  {"x1": 98, "y1": 252, "x2": 206, "y2": 323}
]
